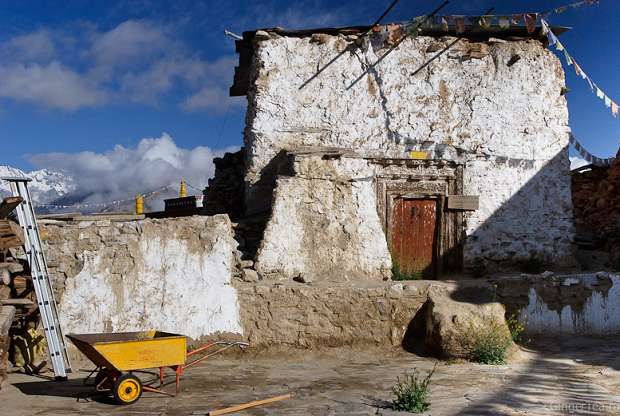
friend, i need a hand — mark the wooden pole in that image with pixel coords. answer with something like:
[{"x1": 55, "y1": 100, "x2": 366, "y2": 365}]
[{"x1": 207, "y1": 394, "x2": 292, "y2": 416}]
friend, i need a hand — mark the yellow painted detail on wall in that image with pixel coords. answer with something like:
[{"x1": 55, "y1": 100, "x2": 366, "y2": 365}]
[{"x1": 409, "y1": 151, "x2": 429, "y2": 160}]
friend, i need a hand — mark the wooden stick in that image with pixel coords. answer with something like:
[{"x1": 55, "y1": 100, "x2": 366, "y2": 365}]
[{"x1": 208, "y1": 393, "x2": 292, "y2": 416}]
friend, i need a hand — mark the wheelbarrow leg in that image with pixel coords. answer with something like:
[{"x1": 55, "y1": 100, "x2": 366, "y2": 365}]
[
  {"x1": 159, "y1": 367, "x2": 164, "y2": 386},
  {"x1": 175, "y1": 365, "x2": 181, "y2": 394}
]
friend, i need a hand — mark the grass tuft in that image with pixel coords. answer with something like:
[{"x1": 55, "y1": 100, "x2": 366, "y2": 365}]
[
  {"x1": 391, "y1": 364, "x2": 436, "y2": 413},
  {"x1": 467, "y1": 319, "x2": 513, "y2": 365}
]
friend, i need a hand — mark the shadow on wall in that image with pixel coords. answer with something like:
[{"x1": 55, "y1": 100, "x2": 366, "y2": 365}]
[
  {"x1": 411, "y1": 147, "x2": 575, "y2": 279},
  {"x1": 394, "y1": 147, "x2": 620, "y2": 411}
]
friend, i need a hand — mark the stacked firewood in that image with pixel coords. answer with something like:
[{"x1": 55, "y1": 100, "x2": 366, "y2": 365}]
[
  {"x1": 571, "y1": 149, "x2": 620, "y2": 265},
  {"x1": 203, "y1": 148, "x2": 246, "y2": 219},
  {"x1": 0, "y1": 197, "x2": 42, "y2": 389}
]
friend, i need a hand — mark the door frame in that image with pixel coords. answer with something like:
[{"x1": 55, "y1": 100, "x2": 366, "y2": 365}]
[{"x1": 374, "y1": 161, "x2": 465, "y2": 278}]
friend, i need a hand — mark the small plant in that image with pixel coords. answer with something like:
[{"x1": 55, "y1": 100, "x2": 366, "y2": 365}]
[
  {"x1": 392, "y1": 364, "x2": 437, "y2": 413},
  {"x1": 471, "y1": 320, "x2": 512, "y2": 365},
  {"x1": 392, "y1": 262, "x2": 423, "y2": 281},
  {"x1": 506, "y1": 313, "x2": 526, "y2": 343}
]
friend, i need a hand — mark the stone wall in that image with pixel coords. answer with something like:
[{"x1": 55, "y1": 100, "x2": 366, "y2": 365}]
[
  {"x1": 255, "y1": 152, "x2": 392, "y2": 281},
  {"x1": 235, "y1": 280, "x2": 428, "y2": 349},
  {"x1": 37, "y1": 215, "x2": 620, "y2": 354},
  {"x1": 572, "y1": 150, "x2": 620, "y2": 264},
  {"x1": 41, "y1": 215, "x2": 242, "y2": 339},
  {"x1": 242, "y1": 31, "x2": 574, "y2": 271}
]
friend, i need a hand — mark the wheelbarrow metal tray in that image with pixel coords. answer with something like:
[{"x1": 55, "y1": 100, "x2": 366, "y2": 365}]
[{"x1": 67, "y1": 331, "x2": 186, "y2": 371}]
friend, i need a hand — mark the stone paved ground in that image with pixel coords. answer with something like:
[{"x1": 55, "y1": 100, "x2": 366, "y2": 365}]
[{"x1": 2, "y1": 337, "x2": 620, "y2": 415}]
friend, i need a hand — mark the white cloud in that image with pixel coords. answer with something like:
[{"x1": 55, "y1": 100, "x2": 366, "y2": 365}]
[
  {"x1": 28, "y1": 133, "x2": 237, "y2": 210},
  {"x1": 570, "y1": 156, "x2": 589, "y2": 170},
  {"x1": 181, "y1": 86, "x2": 245, "y2": 113},
  {"x1": 90, "y1": 20, "x2": 171, "y2": 67},
  {"x1": 0, "y1": 20, "x2": 240, "y2": 112},
  {"x1": 2, "y1": 29, "x2": 56, "y2": 62},
  {"x1": 239, "y1": 1, "x2": 352, "y2": 30},
  {"x1": 0, "y1": 61, "x2": 106, "y2": 110}
]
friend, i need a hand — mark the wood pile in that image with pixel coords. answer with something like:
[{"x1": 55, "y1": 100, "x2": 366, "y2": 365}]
[
  {"x1": 0, "y1": 196, "x2": 41, "y2": 387},
  {"x1": 0, "y1": 305, "x2": 15, "y2": 389},
  {"x1": 572, "y1": 149, "x2": 620, "y2": 264},
  {"x1": 203, "y1": 148, "x2": 246, "y2": 219}
]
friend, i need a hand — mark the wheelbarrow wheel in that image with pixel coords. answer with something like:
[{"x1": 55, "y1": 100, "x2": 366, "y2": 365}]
[{"x1": 113, "y1": 373, "x2": 142, "y2": 405}]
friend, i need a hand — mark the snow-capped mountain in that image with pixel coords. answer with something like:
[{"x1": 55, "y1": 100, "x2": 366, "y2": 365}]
[{"x1": 0, "y1": 165, "x2": 75, "y2": 205}]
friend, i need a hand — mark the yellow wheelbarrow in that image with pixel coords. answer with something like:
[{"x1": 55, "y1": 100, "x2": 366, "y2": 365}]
[{"x1": 67, "y1": 331, "x2": 248, "y2": 405}]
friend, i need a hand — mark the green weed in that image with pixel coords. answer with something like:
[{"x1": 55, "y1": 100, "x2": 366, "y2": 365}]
[{"x1": 391, "y1": 364, "x2": 437, "y2": 413}]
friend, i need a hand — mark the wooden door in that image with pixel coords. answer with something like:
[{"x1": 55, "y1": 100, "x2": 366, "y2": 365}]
[{"x1": 390, "y1": 198, "x2": 438, "y2": 279}]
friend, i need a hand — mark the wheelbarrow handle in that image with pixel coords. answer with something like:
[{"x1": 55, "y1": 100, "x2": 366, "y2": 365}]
[{"x1": 183, "y1": 341, "x2": 249, "y2": 370}]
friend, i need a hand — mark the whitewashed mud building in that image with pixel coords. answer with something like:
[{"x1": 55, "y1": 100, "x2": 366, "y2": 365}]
[
  {"x1": 35, "y1": 19, "x2": 620, "y2": 349},
  {"x1": 208, "y1": 19, "x2": 576, "y2": 280}
]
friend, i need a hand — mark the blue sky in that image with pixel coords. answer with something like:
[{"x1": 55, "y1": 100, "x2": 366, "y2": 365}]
[{"x1": 1, "y1": 0, "x2": 618, "y2": 172}]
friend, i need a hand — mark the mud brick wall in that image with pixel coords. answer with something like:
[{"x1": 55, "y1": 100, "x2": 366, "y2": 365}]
[
  {"x1": 235, "y1": 280, "x2": 429, "y2": 349},
  {"x1": 40, "y1": 215, "x2": 241, "y2": 339},
  {"x1": 242, "y1": 31, "x2": 575, "y2": 271}
]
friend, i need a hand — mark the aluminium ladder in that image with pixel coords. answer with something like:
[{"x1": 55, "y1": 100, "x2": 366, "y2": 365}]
[{"x1": 3, "y1": 176, "x2": 71, "y2": 379}]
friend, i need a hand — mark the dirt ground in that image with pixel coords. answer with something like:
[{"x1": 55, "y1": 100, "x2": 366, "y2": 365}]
[{"x1": 2, "y1": 337, "x2": 620, "y2": 416}]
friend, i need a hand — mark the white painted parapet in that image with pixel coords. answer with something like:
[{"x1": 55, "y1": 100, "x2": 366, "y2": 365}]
[
  {"x1": 42, "y1": 215, "x2": 242, "y2": 339},
  {"x1": 518, "y1": 273, "x2": 620, "y2": 335}
]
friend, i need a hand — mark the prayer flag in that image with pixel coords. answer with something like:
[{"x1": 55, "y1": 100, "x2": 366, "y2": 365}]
[
  {"x1": 512, "y1": 14, "x2": 523, "y2": 25},
  {"x1": 524, "y1": 13, "x2": 537, "y2": 34},
  {"x1": 455, "y1": 17, "x2": 466, "y2": 34},
  {"x1": 498, "y1": 16, "x2": 510, "y2": 29}
]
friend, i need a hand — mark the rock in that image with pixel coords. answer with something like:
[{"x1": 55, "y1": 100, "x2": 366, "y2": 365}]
[
  {"x1": 239, "y1": 260, "x2": 254, "y2": 269},
  {"x1": 310, "y1": 33, "x2": 330, "y2": 44},
  {"x1": 0, "y1": 269, "x2": 8, "y2": 285},
  {"x1": 0, "y1": 306, "x2": 16, "y2": 390},
  {"x1": 293, "y1": 273, "x2": 313, "y2": 284},
  {"x1": 425, "y1": 286, "x2": 514, "y2": 360},
  {"x1": 562, "y1": 277, "x2": 581, "y2": 286},
  {"x1": 596, "y1": 271, "x2": 610, "y2": 279},
  {"x1": 242, "y1": 269, "x2": 260, "y2": 282},
  {"x1": 0, "y1": 262, "x2": 23, "y2": 274},
  {"x1": 255, "y1": 30, "x2": 271, "y2": 41},
  {"x1": 488, "y1": 37, "x2": 507, "y2": 44}
]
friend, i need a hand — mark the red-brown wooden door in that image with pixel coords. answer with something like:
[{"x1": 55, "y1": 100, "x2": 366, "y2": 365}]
[{"x1": 390, "y1": 198, "x2": 438, "y2": 279}]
